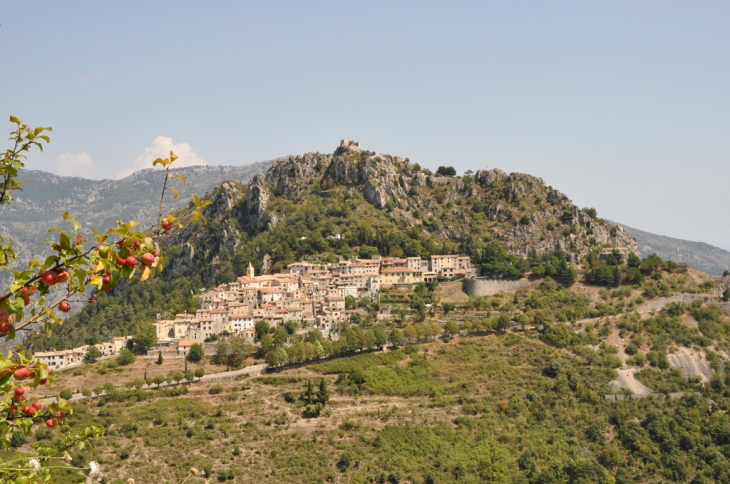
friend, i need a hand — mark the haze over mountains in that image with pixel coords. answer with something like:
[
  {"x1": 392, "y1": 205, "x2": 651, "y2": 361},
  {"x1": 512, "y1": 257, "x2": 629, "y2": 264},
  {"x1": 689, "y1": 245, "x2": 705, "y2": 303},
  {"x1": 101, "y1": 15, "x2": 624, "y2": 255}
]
[
  {"x1": 0, "y1": 162, "x2": 273, "y2": 265},
  {"x1": 607, "y1": 221, "x2": 730, "y2": 276},
  {"x1": 1, "y1": 156, "x2": 728, "y2": 276}
]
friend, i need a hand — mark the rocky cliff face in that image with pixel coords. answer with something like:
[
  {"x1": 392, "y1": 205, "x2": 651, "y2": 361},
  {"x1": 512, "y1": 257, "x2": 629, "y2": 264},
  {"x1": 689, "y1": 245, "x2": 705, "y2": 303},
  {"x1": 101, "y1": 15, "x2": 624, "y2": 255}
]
[
  {"x1": 150, "y1": 139, "x2": 642, "y2": 284},
  {"x1": 235, "y1": 139, "x2": 638, "y2": 259}
]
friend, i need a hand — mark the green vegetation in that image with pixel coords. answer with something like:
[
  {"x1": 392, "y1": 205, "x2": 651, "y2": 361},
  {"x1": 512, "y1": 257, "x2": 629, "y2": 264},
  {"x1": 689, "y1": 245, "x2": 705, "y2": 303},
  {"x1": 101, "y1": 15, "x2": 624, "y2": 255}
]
[
  {"x1": 187, "y1": 343, "x2": 205, "y2": 363},
  {"x1": 36, "y1": 328, "x2": 730, "y2": 484}
]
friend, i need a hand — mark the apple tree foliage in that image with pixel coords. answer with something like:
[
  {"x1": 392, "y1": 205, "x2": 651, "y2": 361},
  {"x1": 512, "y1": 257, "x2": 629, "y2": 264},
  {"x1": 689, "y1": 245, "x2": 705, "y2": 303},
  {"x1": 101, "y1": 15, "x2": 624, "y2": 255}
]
[{"x1": 0, "y1": 116, "x2": 211, "y2": 482}]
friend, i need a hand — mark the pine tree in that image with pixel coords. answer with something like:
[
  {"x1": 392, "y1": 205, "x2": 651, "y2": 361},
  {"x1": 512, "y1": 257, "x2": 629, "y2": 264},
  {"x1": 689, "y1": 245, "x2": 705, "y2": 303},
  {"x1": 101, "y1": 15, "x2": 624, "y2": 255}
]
[{"x1": 156, "y1": 351, "x2": 163, "y2": 365}]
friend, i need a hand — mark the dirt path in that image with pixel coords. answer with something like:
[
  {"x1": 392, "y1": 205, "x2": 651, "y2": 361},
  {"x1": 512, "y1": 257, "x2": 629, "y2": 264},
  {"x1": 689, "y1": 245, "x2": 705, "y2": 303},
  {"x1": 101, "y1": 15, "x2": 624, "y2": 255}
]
[{"x1": 635, "y1": 294, "x2": 708, "y2": 314}]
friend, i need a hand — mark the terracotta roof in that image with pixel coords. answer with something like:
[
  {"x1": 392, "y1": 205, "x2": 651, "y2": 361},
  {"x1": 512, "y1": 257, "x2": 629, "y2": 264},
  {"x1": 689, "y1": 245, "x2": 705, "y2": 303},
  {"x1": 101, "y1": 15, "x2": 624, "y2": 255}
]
[
  {"x1": 178, "y1": 340, "x2": 197, "y2": 347},
  {"x1": 381, "y1": 268, "x2": 423, "y2": 274}
]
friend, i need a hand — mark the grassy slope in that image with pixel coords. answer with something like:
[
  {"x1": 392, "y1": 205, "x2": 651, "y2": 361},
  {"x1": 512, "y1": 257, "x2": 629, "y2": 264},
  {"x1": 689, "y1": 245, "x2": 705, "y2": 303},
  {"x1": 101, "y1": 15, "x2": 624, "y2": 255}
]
[{"x1": 22, "y1": 320, "x2": 730, "y2": 484}]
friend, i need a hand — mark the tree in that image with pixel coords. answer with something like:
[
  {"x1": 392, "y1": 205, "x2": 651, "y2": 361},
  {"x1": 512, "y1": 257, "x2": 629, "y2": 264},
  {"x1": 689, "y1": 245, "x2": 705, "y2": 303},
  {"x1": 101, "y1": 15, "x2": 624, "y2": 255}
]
[
  {"x1": 318, "y1": 378, "x2": 330, "y2": 404},
  {"x1": 445, "y1": 320, "x2": 460, "y2": 336},
  {"x1": 213, "y1": 338, "x2": 231, "y2": 365},
  {"x1": 313, "y1": 341, "x2": 325, "y2": 359},
  {"x1": 81, "y1": 388, "x2": 92, "y2": 398},
  {"x1": 273, "y1": 326, "x2": 290, "y2": 346},
  {"x1": 358, "y1": 245, "x2": 379, "y2": 259},
  {"x1": 130, "y1": 321, "x2": 157, "y2": 353},
  {"x1": 194, "y1": 367, "x2": 206, "y2": 380},
  {"x1": 254, "y1": 320, "x2": 270, "y2": 341},
  {"x1": 0, "y1": 116, "x2": 215, "y2": 480},
  {"x1": 372, "y1": 325, "x2": 389, "y2": 348},
  {"x1": 171, "y1": 370, "x2": 184, "y2": 385},
  {"x1": 265, "y1": 347, "x2": 289, "y2": 367},
  {"x1": 187, "y1": 343, "x2": 205, "y2": 362},
  {"x1": 389, "y1": 328, "x2": 405, "y2": 347},
  {"x1": 153, "y1": 375, "x2": 166, "y2": 388},
  {"x1": 306, "y1": 379, "x2": 314, "y2": 405},
  {"x1": 84, "y1": 346, "x2": 102, "y2": 363},
  {"x1": 723, "y1": 288, "x2": 730, "y2": 302},
  {"x1": 345, "y1": 295, "x2": 357, "y2": 310},
  {"x1": 59, "y1": 389, "x2": 73, "y2": 400},
  {"x1": 436, "y1": 166, "x2": 456, "y2": 177},
  {"x1": 284, "y1": 320, "x2": 299, "y2": 335},
  {"x1": 117, "y1": 348, "x2": 136, "y2": 366},
  {"x1": 184, "y1": 370, "x2": 194, "y2": 384},
  {"x1": 495, "y1": 314, "x2": 512, "y2": 332},
  {"x1": 156, "y1": 351, "x2": 163, "y2": 365},
  {"x1": 582, "y1": 207, "x2": 598, "y2": 220}
]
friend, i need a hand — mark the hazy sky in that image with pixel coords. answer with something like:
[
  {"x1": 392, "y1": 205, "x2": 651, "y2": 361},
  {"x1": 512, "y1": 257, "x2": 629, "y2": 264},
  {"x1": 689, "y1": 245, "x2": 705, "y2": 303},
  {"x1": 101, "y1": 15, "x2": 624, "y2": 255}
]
[{"x1": 1, "y1": 2, "x2": 729, "y2": 249}]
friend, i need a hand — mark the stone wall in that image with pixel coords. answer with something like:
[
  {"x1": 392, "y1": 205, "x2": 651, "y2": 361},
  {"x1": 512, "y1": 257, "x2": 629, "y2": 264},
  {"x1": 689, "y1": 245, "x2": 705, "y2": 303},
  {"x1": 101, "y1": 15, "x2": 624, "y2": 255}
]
[{"x1": 462, "y1": 278, "x2": 534, "y2": 296}]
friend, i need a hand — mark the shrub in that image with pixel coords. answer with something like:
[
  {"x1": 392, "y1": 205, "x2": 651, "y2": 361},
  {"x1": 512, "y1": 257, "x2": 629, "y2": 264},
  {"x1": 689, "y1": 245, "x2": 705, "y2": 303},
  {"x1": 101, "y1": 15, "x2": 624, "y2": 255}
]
[
  {"x1": 59, "y1": 389, "x2": 73, "y2": 400},
  {"x1": 209, "y1": 384, "x2": 224, "y2": 395},
  {"x1": 117, "y1": 348, "x2": 136, "y2": 366},
  {"x1": 337, "y1": 451, "x2": 354, "y2": 471},
  {"x1": 187, "y1": 343, "x2": 205, "y2": 362}
]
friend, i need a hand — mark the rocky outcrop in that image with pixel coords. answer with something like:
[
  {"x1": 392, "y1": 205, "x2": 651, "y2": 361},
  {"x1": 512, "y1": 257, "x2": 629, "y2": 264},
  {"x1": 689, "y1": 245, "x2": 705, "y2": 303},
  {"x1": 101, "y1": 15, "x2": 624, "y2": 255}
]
[
  {"x1": 173, "y1": 242, "x2": 196, "y2": 273},
  {"x1": 243, "y1": 176, "x2": 276, "y2": 233},
  {"x1": 265, "y1": 152, "x2": 327, "y2": 198},
  {"x1": 240, "y1": 140, "x2": 638, "y2": 259}
]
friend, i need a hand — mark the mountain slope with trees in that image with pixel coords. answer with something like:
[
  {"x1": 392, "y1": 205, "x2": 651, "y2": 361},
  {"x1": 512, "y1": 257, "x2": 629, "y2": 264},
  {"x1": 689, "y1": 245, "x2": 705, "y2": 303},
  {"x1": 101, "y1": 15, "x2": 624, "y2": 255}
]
[{"x1": 33, "y1": 140, "x2": 639, "y2": 350}]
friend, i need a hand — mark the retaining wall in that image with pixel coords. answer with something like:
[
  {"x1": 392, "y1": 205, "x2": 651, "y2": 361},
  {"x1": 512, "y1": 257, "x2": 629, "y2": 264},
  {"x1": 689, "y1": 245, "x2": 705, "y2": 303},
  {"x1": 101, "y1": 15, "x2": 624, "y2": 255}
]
[{"x1": 463, "y1": 278, "x2": 534, "y2": 296}]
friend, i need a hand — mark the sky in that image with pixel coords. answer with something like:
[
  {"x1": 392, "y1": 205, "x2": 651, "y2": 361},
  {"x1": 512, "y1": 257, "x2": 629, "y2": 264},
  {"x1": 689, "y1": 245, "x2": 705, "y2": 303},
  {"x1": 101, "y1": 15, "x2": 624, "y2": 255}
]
[{"x1": 1, "y1": 2, "x2": 729, "y2": 249}]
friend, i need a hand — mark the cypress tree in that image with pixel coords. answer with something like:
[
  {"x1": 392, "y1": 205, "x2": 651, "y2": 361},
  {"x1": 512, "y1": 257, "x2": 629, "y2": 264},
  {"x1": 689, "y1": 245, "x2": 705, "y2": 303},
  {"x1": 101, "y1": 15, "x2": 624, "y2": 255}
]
[
  {"x1": 306, "y1": 379, "x2": 313, "y2": 405},
  {"x1": 318, "y1": 378, "x2": 330, "y2": 404}
]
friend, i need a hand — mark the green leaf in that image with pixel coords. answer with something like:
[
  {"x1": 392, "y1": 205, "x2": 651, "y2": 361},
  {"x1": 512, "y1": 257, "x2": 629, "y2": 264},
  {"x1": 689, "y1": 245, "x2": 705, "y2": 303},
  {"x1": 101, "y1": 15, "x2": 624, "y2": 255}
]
[
  {"x1": 0, "y1": 371, "x2": 12, "y2": 386},
  {"x1": 8, "y1": 115, "x2": 21, "y2": 124},
  {"x1": 63, "y1": 212, "x2": 82, "y2": 233},
  {"x1": 59, "y1": 232, "x2": 72, "y2": 251}
]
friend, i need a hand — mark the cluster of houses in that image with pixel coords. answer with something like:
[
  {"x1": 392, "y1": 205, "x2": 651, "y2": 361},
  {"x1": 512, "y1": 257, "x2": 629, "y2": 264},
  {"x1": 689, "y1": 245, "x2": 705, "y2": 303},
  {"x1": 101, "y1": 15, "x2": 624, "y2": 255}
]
[
  {"x1": 32, "y1": 254, "x2": 472, "y2": 369},
  {"x1": 35, "y1": 336, "x2": 132, "y2": 370},
  {"x1": 155, "y1": 254, "x2": 472, "y2": 347}
]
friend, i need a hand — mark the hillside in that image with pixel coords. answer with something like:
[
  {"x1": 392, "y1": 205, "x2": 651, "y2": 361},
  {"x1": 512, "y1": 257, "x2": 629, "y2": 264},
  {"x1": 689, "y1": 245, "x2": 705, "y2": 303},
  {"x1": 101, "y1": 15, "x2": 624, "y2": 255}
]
[
  {"x1": 162, "y1": 139, "x2": 637, "y2": 280},
  {"x1": 32, "y1": 140, "x2": 642, "y2": 349},
  {"x1": 25, "y1": 280, "x2": 730, "y2": 483},
  {"x1": 610, "y1": 221, "x2": 730, "y2": 276},
  {"x1": 0, "y1": 162, "x2": 274, "y2": 267}
]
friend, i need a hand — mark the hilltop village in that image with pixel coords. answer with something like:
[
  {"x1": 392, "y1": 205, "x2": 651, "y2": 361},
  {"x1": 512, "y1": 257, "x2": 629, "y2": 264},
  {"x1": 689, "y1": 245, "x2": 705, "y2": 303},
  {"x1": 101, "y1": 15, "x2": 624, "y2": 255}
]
[
  {"x1": 35, "y1": 254, "x2": 471, "y2": 369},
  {"x1": 155, "y1": 254, "x2": 472, "y2": 347}
]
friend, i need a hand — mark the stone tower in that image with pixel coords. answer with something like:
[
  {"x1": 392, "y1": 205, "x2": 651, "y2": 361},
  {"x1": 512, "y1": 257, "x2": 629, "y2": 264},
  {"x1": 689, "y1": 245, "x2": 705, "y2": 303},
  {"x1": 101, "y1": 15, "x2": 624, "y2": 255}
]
[{"x1": 247, "y1": 262, "x2": 255, "y2": 278}]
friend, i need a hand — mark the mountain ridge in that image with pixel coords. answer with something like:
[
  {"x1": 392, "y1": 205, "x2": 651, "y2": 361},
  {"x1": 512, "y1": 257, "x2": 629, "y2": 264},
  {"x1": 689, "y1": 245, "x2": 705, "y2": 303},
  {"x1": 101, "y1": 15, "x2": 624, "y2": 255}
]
[
  {"x1": 606, "y1": 220, "x2": 730, "y2": 276},
  {"x1": 0, "y1": 162, "x2": 275, "y2": 267}
]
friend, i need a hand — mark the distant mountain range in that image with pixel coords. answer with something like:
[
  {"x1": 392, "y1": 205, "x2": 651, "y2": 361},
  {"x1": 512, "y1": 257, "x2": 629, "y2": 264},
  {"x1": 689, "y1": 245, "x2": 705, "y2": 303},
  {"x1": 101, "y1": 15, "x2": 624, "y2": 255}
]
[
  {"x1": 607, "y1": 221, "x2": 730, "y2": 276},
  {"x1": 0, "y1": 162, "x2": 274, "y2": 268}
]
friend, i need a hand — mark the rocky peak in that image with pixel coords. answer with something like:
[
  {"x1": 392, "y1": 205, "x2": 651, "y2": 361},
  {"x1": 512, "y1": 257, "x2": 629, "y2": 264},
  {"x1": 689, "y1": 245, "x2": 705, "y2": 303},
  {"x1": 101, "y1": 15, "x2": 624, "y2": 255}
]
[
  {"x1": 334, "y1": 139, "x2": 361, "y2": 156},
  {"x1": 236, "y1": 141, "x2": 639, "y2": 259}
]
